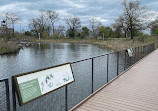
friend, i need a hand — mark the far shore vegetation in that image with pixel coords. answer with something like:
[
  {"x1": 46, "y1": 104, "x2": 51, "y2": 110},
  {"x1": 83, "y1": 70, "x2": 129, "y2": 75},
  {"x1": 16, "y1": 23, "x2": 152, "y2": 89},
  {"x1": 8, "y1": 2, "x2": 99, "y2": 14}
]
[
  {"x1": 31, "y1": 36, "x2": 158, "y2": 51},
  {"x1": 0, "y1": 34, "x2": 157, "y2": 55},
  {"x1": 0, "y1": 0, "x2": 158, "y2": 55}
]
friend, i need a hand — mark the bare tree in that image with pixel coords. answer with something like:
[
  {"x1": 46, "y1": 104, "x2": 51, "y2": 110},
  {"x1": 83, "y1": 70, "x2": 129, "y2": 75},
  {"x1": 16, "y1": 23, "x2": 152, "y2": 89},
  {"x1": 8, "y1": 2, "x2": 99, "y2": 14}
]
[
  {"x1": 65, "y1": 15, "x2": 81, "y2": 38},
  {"x1": 28, "y1": 18, "x2": 40, "y2": 36},
  {"x1": 112, "y1": 16, "x2": 128, "y2": 38},
  {"x1": 29, "y1": 10, "x2": 49, "y2": 37},
  {"x1": 89, "y1": 18, "x2": 101, "y2": 38},
  {"x1": 38, "y1": 10, "x2": 48, "y2": 37},
  {"x1": 121, "y1": 0, "x2": 147, "y2": 39},
  {"x1": 5, "y1": 12, "x2": 20, "y2": 36},
  {"x1": 56, "y1": 25, "x2": 65, "y2": 37},
  {"x1": 148, "y1": 18, "x2": 158, "y2": 36},
  {"x1": 46, "y1": 10, "x2": 59, "y2": 35}
]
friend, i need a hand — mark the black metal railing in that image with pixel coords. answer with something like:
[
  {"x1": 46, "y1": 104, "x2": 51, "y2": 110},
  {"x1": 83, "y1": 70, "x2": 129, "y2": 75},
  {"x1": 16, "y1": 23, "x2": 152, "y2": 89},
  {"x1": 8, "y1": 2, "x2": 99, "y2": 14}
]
[
  {"x1": 0, "y1": 79, "x2": 10, "y2": 111},
  {"x1": 0, "y1": 43, "x2": 155, "y2": 111}
]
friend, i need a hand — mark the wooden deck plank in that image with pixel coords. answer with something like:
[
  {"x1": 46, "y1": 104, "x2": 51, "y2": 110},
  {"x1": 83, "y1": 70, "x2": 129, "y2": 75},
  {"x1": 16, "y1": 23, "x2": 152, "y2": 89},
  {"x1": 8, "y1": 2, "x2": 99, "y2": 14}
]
[
  {"x1": 82, "y1": 104, "x2": 120, "y2": 111},
  {"x1": 88, "y1": 97, "x2": 158, "y2": 111},
  {"x1": 81, "y1": 104, "x2": 112, "y2": 111},
  {"x1": 71, "y1": 49, "x2": 158, "y2": 111},
  {"x1": 93, "y1": 95, "x2": 158, "y2": 109},
  {"x1": 84, "y1": 100, "x2": 142, "y2": 111}
]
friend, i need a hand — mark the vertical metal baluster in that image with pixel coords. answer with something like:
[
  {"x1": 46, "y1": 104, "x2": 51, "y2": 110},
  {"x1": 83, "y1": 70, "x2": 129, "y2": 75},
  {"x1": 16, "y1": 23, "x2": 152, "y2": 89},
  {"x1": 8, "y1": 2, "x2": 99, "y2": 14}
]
[
  {"x1": 117, "y1": 52, "x2": 119, "y2": 76},
  {"x1": 130, "y1": 57, "x2": 132, "y2": 66},
  {"x1": 5, "y1": 79, "x2": 10, "y2": 111},
  {"x1": 142, "y1": 46, "x2": 144, "y2": 57},
  {"x1": 92, "y1": 58, "x2": 94, "y2": 93},
  {"x1": 124, "y1": 50, "x2": 126, "y2": 71},
  {"x1": 107, "y1": 55, "x2": 109, "y2": 83},
  {"x1": 12, "y1": 77, "x2": 16, "y2": 111},
  {"x1": 65, "y1": 86, "x2": 68, "y2": 111},
  {"x1": 141, "y1": 46, "x2": 142, "y2": 58},
  {"x1": 135, "y1": 48, "x2": 136, "y2": 63},
  {"x1": 138, "y1": 47, "x2": 139, "y2": 61}
]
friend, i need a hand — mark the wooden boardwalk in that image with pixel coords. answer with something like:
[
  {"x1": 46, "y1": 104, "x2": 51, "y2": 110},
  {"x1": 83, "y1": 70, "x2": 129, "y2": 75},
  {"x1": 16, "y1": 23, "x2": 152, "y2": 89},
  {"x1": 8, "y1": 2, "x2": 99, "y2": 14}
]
[{"x1": 71, "y1": 49, "x2": 158, "y2": 111}]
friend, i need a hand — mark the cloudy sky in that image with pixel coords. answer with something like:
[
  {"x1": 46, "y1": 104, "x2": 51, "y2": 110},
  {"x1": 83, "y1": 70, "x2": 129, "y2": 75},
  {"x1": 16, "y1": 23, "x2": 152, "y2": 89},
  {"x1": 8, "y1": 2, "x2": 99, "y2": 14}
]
[{"x1": 0, "y1": 0, "x2": 158, "y2": 31}]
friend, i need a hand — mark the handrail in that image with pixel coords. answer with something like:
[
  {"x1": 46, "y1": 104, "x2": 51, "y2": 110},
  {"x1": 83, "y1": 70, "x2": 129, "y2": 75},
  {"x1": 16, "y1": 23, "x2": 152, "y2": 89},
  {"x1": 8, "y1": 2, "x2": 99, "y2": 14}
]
[
  {"x1": 0, "y1": 43, "x2": 155, "y2": 111},
  {"x1": 71, "y1": 43, "x2": 155, "y2": 64},
  {"x1": 0, "y1": 78, "x2": 8, "y2": 82}
]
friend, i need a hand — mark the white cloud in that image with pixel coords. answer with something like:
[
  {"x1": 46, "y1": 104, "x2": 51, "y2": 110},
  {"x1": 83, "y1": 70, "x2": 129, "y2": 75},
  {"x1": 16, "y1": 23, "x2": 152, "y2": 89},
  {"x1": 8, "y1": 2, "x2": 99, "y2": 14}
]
[
  {"x1": 0, "y1": 0, "x2": 158, "y2": 31},
  {"x1": 146, "y1": 11, "x2": 158, "y2": 22},
  {"x1": 63, "y1": 0, "x2": 87, "y2": 9},
  {"x1": 0, "y1": 2, "x2": 30, "y2": 12}
]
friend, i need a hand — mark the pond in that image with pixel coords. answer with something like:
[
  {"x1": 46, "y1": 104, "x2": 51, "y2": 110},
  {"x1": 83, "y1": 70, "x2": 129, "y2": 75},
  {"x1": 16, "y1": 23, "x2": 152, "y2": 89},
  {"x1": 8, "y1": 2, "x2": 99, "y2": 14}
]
[
  {"x1": 0, "y1": 42, "x2": 129, "y2": 111},
  {"x1": 0, "y1": 42, "x2": 110, "y2": 79}
]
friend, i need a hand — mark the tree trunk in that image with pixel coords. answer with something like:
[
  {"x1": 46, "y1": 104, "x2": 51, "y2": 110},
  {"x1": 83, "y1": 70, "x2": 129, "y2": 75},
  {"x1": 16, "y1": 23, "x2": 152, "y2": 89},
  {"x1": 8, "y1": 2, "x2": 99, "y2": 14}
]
[
  {"x1": 6, "y1": 21, "x2": 8, "y2": 36},
  {"x1": 13, "y1": 27, "x2": 14, "y2": 37},
  {"x1": 130, "y1": 19, "x2": 133, "y2": 39},
  {"x1": 124, "y1": 30, "x2": 127, "y2": 38},
  {"x1": 6, "y1": 27, "x2": 8, "y2": 36},
  {"x1": 53, "y1": 25, "x2": 55, "y2": 35},
  {"x1": 130, "y1": 26, "x2": 133, "y2": 39}
]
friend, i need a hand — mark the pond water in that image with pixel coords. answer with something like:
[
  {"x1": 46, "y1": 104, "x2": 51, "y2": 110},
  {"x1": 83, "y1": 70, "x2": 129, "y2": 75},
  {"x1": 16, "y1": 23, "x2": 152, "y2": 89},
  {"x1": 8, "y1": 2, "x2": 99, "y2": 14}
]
[
  {"x1": 0, "y1": 42, "x2": 129, "y2": 111},
  {"x1": 0, "y1": 42, "x2": 110, "y2": 79}
]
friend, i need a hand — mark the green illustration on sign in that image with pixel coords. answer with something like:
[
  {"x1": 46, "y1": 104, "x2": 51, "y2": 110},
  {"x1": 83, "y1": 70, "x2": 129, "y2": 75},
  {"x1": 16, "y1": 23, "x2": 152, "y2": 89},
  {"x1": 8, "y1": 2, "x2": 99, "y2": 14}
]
[{"x1": 19, "y1": 79, "x2": 42, "y2": 103}]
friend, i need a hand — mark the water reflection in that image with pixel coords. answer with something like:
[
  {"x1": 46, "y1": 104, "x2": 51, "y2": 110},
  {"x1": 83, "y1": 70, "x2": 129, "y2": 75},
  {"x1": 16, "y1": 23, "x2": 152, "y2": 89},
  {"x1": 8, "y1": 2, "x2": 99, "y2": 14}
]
[{"x1": 0, "y1": 42, "x2": 110, "y2": 78}]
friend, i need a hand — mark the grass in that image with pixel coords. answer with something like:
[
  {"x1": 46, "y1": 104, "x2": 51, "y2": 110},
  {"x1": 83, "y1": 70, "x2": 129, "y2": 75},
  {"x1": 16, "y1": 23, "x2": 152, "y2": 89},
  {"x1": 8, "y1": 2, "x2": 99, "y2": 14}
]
[
  {"x1": 0, "y1": 39, "x2": 21, "y2": 55},
  {"x1": 33, "y1": 36, "x2": 157, "y2": 51},
  {"x1": 93, "y1": 37, "x2": 156, "y2": 51},
  {"x1": 0, "y1": 35, "x2": 157, "y2": 55}
]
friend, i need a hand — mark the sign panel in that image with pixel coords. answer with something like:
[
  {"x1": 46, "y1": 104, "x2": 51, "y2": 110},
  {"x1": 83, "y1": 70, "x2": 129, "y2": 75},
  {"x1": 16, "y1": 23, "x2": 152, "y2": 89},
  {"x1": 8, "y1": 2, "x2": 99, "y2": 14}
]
[
  {"x1": 127, "y1": 48, "x2": 134, "y2": 57},
  {"x1": 13, "y1": 63, "x2": 74, "y2": 106}
]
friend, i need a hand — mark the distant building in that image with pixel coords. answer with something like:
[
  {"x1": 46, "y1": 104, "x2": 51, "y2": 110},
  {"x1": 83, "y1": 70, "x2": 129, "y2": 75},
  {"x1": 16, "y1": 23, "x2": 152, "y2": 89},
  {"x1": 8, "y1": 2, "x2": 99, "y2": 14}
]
[{"x1": 0, "y1": 20, "x2": 13, "y2": 35}]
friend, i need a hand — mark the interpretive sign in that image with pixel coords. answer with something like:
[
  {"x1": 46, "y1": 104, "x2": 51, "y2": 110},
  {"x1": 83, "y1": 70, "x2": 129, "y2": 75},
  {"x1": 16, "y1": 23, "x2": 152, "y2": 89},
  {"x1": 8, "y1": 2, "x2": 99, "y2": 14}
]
[
  {"x1": 127, "y1": 48, "x2": 134, "y2": 57},
  {"x1": 13, "y1": 63, "x2": 74, "y2": 106}
]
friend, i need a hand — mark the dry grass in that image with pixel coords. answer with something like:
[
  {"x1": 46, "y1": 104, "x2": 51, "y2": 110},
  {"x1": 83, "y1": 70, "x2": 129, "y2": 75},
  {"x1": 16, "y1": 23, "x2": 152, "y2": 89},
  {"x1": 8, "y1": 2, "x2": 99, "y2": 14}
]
[
  {"x1": 93, "y1": 39, "x2": 150, "y2": 51},
  {"x1": 35, "y1": 37, "x2": 157, "y2": 51},
  {"x1": 0, "y1": 39, "x2": 21, "y2": 55},
  {"x1": 7, "y1": 35, "x2": 157, "y2": 52}
]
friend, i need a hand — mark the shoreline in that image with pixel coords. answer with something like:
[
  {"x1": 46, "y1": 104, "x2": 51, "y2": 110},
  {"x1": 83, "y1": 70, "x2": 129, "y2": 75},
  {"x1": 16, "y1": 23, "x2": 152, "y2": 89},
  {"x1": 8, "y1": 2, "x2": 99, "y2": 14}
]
[
  {"x1": 0, "y1": 36, "x2": 157, "y2": 55},
  {"x1": 0, "y1": 39, "x2": 21, "y2": 55},
  {"x1": 34, "y1": 38, "x2": 156, "y2": 51}
]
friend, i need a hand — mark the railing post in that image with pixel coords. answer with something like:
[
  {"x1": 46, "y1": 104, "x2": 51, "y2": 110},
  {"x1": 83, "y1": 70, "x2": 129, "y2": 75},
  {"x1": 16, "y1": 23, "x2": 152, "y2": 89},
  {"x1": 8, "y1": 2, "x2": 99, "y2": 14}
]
[
  {"x1": 147, "y1": 45, "x2": 148, "y2": 54},
  {"x1": 130, "y1": 57, "x2": 132, "y2": 66},
  {"x1": 65, "y1": 86, "x2": 68, "y2": 111},
  {"x1": 148, "y1": 45, "x2": 149, "y2": 54},
  {"x1": 124, "y1": 50, "x2": 126, "y2": 71},
  {"x1": 117, "y1": 52, "x2": 119, "y2": 76},
  {"x1": 12, "y1": 77, "x2": 16, "y2": 111},
  {"x1": 92, "y1": 58, "x2": 94, "y2": 93},
  {"x1": 141, "y1": 46, "x2": 143, "y2": 58},
  {"x1": 149, "y1": 44, "x2": 150, "y2": 53},
  {"x1": 107, "y1": 55, "x2": 109, "y2": 83},
  {"x1": 143, "y1": 46, "x2": 145, "y2": 57},
  {"x1": 146, "y1": 45, "x2": 147, "y2": 56},
  {"x1": 138, "y1": 47, "x2": 139, "y2": 61},
  {"x1": 144, "y1": 46, "x2": 145, "y2": 56},
  {"x1": 5, "y1": 79, "x2": 10, "y2": 111},
  {"x1": 146, "y1": 45, "x2": 148, "y2": 54},
  {"x1": 134, "y1": 48, "x2": 136, "y2": 63}
]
